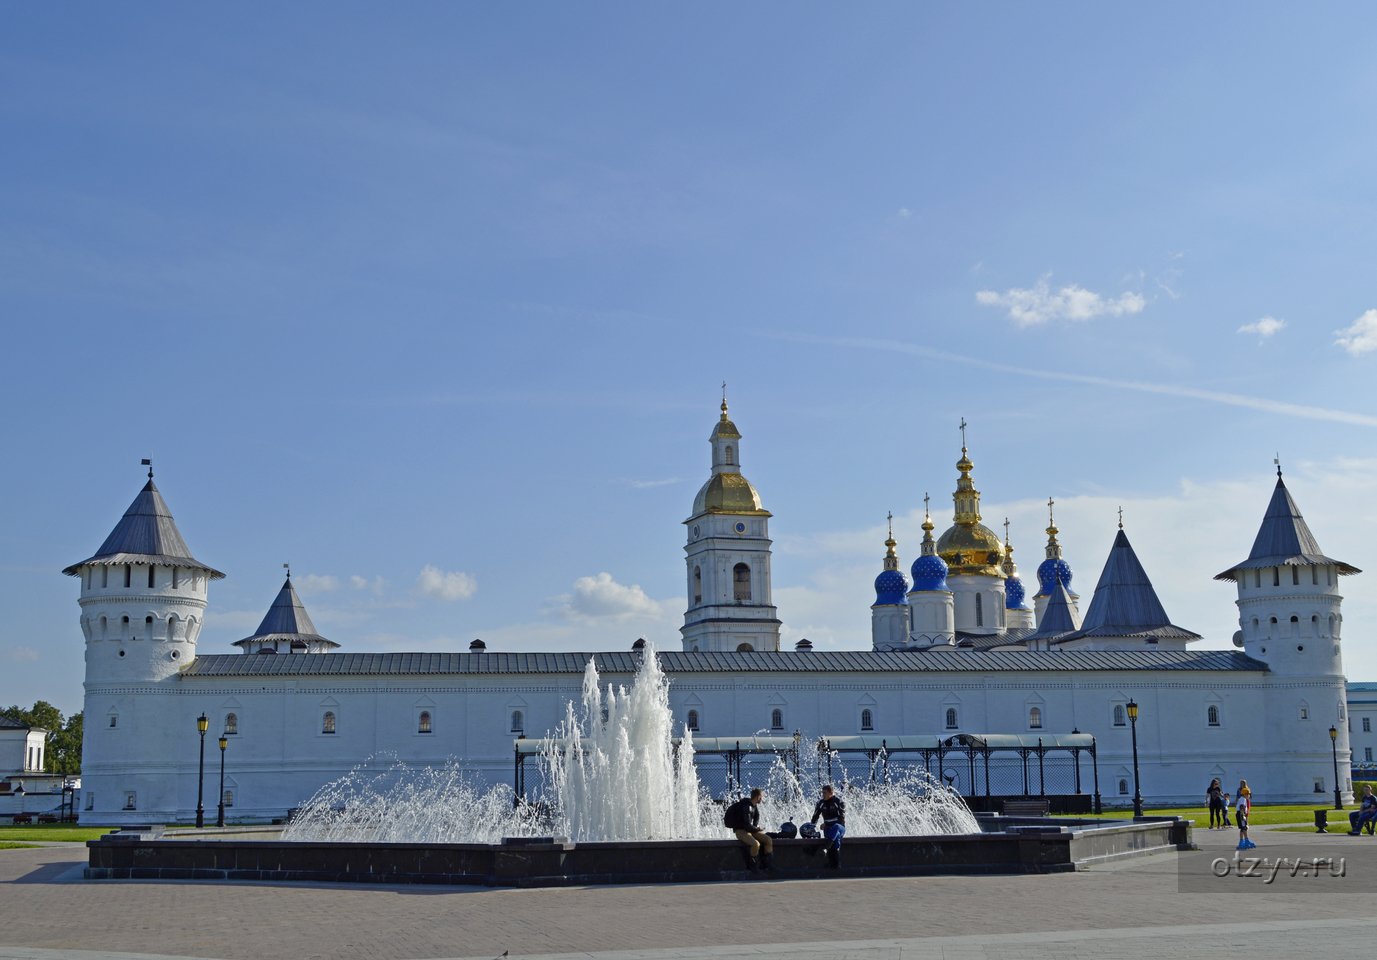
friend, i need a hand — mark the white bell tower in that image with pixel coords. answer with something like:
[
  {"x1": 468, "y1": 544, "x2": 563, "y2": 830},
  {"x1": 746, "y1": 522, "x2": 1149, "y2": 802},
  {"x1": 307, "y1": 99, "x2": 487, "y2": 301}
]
[{"x1": 681, "y1": 394, "x2": 781, "y2": 652}]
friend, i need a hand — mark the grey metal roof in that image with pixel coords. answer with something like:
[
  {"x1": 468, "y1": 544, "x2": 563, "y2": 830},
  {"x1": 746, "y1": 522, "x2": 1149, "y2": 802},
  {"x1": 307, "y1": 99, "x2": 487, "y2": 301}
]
[
  {"x1": 1066, "y1": 529, "x2": 1200, "y2": 641},
  {"x1": 953, "y1": 627, "x2": 1037, "y2": 651},
  {"x1": 62, "y1": 479, "x2": 224, "y2": 578},
  {"x1": 0, "y1": 716, "x2": 30, "y2": 729},
  {"x1": 1216, "y1": 476, "x2": 1359, "y2": 581},
  {"x1": 234, "y1": 577, "x2": 338, "y2": 649},
  {"x1": 183, "y1": 648, "x2": 1267, "y2": 677},
  {"x1": 1026, "y1": 580, "x2": 1082, "y2": 641}
]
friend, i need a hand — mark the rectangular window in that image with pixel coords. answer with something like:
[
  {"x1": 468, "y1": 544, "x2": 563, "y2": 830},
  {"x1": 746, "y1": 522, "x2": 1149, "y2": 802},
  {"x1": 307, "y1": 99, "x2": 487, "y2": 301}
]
[
  {"x1": 124, "y1": 564, "x2": 131, "y2": 588},
  {"x1": 101, "y1": 566, "x2": 108, "y2": 588},
  {"x1": 124, "y1": 792, "x2": 137, "y2": 810},
  {"x1": 1364, "y1": 717, "x2": 1371, "y2": 733},
  {"x1": 172, "y1": 567, "x2": 179, "y2": 589},
  {"x1": 1366, "y1": 747, "x2": 1373, "y2": 762},
  {"x1": 148, "y1": 565, "x2": 156, "y2": 588},
  {"x1": 85, "y1": 792, "x2": 94, "y2": 811},
  {"x1": 223, "y1": 790, "x2": 235, "y2": 807}
]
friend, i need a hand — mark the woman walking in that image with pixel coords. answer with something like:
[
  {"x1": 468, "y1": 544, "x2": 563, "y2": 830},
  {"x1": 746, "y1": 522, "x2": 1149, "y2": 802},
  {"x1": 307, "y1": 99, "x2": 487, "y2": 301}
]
[{"x1": 1206, "y1": 778, "x2": 1224, "y2": 829}]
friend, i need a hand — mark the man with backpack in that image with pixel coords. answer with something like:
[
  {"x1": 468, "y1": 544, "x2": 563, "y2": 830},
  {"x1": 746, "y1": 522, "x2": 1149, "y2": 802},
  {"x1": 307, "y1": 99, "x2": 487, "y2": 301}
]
[{"x1": 724, "y1": 787, "x2": 773, "y2": 872}]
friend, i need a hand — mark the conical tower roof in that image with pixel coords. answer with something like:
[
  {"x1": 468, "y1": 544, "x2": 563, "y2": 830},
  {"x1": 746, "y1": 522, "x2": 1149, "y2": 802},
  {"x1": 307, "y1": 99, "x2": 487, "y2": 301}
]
[
  {"x1": 1026, "y1": 579, "x2": 1082, "y2": 642},
  {"x1": 63, "y1": 478, "x2": 223, "y2": 577},
  {"x1": 234, "y1": 576, "x2": 337, "y2": 650},
  {"x1": 1215, "y1": 474, "x2": 1359, "y2": 581},
  {"x1": 1069, "y1": 528, "x2": 1199, "y2": 641}
]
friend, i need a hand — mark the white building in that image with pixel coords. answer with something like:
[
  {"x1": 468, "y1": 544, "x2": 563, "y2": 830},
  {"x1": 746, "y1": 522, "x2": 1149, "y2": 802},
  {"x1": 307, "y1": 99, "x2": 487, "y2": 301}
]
[{"x1": 70, "y1": 406, "x2": 1359, "y2": 824}]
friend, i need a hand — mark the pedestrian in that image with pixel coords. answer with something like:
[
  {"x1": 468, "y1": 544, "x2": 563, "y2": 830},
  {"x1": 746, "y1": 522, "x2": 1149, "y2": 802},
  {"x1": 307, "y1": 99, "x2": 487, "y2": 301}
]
[
  {"x1": 1221, "y1": 791, "x2": 1231, "y2": 827},
  {"x1": 1235, "y1": 779, "x2": 1254, "y2": 849},
  {"x1": 1206, "y1": 778, "x2": 1224, "y2": 829},
  {"x1": 723, "y1": 788, "x2": 773, "y2": 872},
  {"x1": 1348, "y1": 784, "x2": 1377, "y2": 835},
  {"x1": 809, "y1": 783, "x2": 846, "y2": 869}
]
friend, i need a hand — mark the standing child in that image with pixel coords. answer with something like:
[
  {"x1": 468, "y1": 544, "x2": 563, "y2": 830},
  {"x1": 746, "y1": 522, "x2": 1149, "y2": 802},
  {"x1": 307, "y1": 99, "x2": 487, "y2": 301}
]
[
  {"x1": 1221, "y1": 791, "x2": 1231, "y2": 827},
  {"x1": 1235, "y1": 780, "x2": 1254, "y2": 849}
]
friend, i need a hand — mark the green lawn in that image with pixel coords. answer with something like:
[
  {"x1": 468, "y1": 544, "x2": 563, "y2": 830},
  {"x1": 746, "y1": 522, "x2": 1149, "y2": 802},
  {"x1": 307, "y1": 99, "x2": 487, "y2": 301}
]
[
  {"x1": 0, "y1": 841, "x2": 40, "y2": 849},
  {"x1": 0, "y1": 824, "x2": 111, "y2": 842},
  {"x1": 1058, "y1": 803, "x2": 1340, "y2": 827}
]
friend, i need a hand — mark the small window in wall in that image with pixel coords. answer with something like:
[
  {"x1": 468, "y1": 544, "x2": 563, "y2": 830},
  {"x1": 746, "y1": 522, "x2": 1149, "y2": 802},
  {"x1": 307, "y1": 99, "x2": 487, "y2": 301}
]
[
  {"x1": 1366, "y1": 747, "x2": 1373, "y2": 762},
  {"x1": 1339, "y1": 705, "x2": 1346, "y2": 720},
  {"x1": 322, "y1": 711, "x2": 337, "y2": 734},
  {"x1": 687, "y1": 709, "x2": 700, "y2": 732},
  {"x1": 101, "y1": 566, "x2": 108, "y2": 588},
  {"x1": 124, "y1": 564, "x2": 132, "y2": 588},
  {"x1": 510, "y1": 710, "x2": 524, "y2": 734},
  {"x1": 725, "y1": 445, "x2": 735, "y2": 465},
  {"x1": 1118, "y1": 779, "x2": 1129, "y2": 796},
  {"x1": 693, "y1": 566, "x2": 702, "y2": 606},
  {"x1": 861, "y1": 709, "x2": 874, "y2": 732},
  {"x1": 1113, "y1": 705, "x2": 1125, "y2": 727},
  {"x1": 945, "y1": 707, "x2": 958, "y2": 730},
  {"x1": 224, "y1": 713, "x2": 238, "y2": 735},
  {"x1": 1364, "y1": 717, "x2": 1372, "y2": 733},
  {"x1": 733, "y1": 563, "x2": 751, "y2": 602},
  {"x1": 975, "y1": 592, "x2": 984, "y2": 627},
  {"x1": 1028, "y1": 706, "x2": 1042, "y2": 729},
  {"x1": 1207, "y1": 705, "x2": 1220, "y2": 727},
  {"x1": 418, "y1": 711, "x2": 432, "y2": 734},
  {"x1": 1312, "y1": 567, "x2": 1319, "y2": 585},
  {"x1": 108, "y1": 713, "x2": 118, "y2": 729},
  {"x1": 770, "y1": 708, "x2": 784, "y2": 731},
  {"x1": 1253, "y1": 570, "x2": 1260, "y2": 588},
  {"x1": 1300, "y1": 706, "x2": 1310, "y2": 720},
  {"x1": 1273, "y1": 567, "x2": 1280, "y2": 586},
  {"x1": 1292, "y1": 566, "x2": 1300, "y2": 585},
  {"x1": 1314, "y1": 778, "x2": 1325, "y2": 793},
  {"x1": 736, "y1": 642, "x2": 755, "y2": 652},
  {"x1": 148, "y1": 565, "x2": 156, "y2": 588},
  {"x1": 223, "y1": 789, "x2": 235, "y2": 808},
  {"x1": 123, "y1": 792, "x2": 137, "y2": 810},
  {"x1": 172, "y1": 566, "x2": 179, "y2": 589},
  {"x1": 84, "y1": 792, "x2": 94, "y2": 811}
]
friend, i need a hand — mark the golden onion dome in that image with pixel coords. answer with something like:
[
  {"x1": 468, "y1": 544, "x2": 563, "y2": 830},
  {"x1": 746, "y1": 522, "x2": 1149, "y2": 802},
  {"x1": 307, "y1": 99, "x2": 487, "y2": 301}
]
[
  {"x1": 711, "y1": 398, "x2": 741, "y2": 440},
  {"x1": 936, "y1": 521, "x2": 1005, "y2": 577},
  {"x1": 692, "y1": 472, "x2": 771, "y2": 516}
]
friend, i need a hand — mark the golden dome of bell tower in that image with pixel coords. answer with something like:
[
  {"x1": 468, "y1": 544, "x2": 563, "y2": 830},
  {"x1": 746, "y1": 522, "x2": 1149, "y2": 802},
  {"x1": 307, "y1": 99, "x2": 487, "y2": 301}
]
[{"x1": 935, "y1": 420, "x2": 1005, "y2": 578}]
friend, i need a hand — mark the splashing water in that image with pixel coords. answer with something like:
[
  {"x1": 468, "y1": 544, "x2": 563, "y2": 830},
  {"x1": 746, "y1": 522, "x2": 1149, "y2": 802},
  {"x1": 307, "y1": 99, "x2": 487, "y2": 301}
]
[{"x1": 284, "y1": 643, "x2": 979, "y2": 843}]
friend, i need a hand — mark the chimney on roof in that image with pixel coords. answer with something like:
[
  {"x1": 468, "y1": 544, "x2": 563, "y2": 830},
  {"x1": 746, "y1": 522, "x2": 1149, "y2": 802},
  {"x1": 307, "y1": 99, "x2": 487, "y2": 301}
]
[
  {"x1": 795, "y1": 638, "x2": 813, "y2": 652},
  {"x1": 632, "y1": 638, "x2": 646, "y2": 651},
  {"x1": 469, "y1": 639, "x2": 486, "y2": 653}
]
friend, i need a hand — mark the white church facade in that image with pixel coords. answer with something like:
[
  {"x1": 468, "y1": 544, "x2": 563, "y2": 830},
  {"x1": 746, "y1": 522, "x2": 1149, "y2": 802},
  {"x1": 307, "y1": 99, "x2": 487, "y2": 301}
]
[{"x1": 70, "y1": 404, "x2": 1359, "y2": 824}]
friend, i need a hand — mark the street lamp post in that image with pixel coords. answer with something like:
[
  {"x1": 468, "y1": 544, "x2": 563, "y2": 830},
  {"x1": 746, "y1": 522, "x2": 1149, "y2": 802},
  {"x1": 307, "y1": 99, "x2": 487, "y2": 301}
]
[
  {"x1": 217, "y1": 735, "x2": 228, "y2": 827},
  {"x1": 195, "y1": 713, "x2": 208, "y2": 829},
  {"x1": 1330, "y1": 726, "x2": 1343, "y2": 811},
  {"x1": 1127, "y1": 699, "x2": 1143, "y2": 818}
]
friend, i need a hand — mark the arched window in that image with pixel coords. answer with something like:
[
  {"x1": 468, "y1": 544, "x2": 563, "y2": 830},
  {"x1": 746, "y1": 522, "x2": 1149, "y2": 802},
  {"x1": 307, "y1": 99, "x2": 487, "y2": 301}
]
[
  {"x1": 322, "y1": 711, "x2": 336, "y2": 734},
  {"x1": 692, "y1": 566, "x2": 702, "y2": 606},
  {"x1": 108, "y1": 712, "x2": 118, "y2": 729},
  {"x1": 1113, "y1": 705, "x2": 1125, "y2": 726},
  {"x1": 418, "y1": 711, "x2": 432, "y2": 734},
  {"x1": 945, "y1": 707, "x2": 958, "y2": 730},
  {"x1": 770, "y1": 708, "x2": 784, "y2": 731},
  {"x1": 861, "y1": 708, "x2": 874, "y2": 731},
  {"x1": 1028, "y1": 706, "x2": 1042, "y2": 729},
  {"x1": 1300, "y1": 705, "x2": 1310, "y2": 721},
  {"x1": 975, "y1": 593, "x2": 984, "y2": 627},
  {"x1": 224, "y1": 712, "x2": 238, "y2": 735},
  {"x1": 733, "y1": 563, "x2": 751, "y2": 602},
  {"x1": 736, "y1": 642, "x2": 755, "y2": 652},
  {"x1": 510, "y1": 710, "x2": 524, "y2": 733},
  {"x1": 687, "y1": 709, "x2": 700, "y2": 732},
  {"x1": 1339, "y1": 704, "x2": 1346, "y2": 720},
  {"x1": 222, "y1": 789, "x2": 234, "y2": 808},
  {"x1": 724, "y1": 445, "x2": 735, "y2": 465},
  {"x1": 99, "y1": 616, "x2": 107, "y2": 639},
  {"x1": 1118, "y1": 778, "x2": 1129, "y2": 796},
  {"x1": 1207, "y1": 705, "x2": 1220, "y2": 727}
]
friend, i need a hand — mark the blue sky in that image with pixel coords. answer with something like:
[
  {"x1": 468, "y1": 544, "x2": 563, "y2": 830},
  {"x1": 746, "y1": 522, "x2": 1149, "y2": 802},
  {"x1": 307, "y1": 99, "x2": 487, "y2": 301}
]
[{"x1": 3, "y1": 4, "x2": 1376, "y2": 716}]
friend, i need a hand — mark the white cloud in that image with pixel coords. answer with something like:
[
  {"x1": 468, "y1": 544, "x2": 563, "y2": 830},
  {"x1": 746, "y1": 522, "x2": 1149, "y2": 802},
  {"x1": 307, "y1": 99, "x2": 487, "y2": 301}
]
[
  {"x1": 10, "y1": 646, "x2": 39, "y2": 663},
  {"x1": 975, "y1": 276, "x2": 1146, "y2": 327},
  {"x1": 1237, "y1": 316, "x2": 1285, "y2": 340},
  {"x1": 296, "y1": 573, "x2": 339, "y2": 593},
  {"x1": 626, "y1": 477, "x2": 683, "y2": 489},
  {"x1": 896, "y1": 207, "x2": 912, "y2": 219},
  {"x1": 553, "y1": 572, "x2": 666, "y2": 623},
  {"x1": 350, "y1": 574, "x2": 386, "y2": 594},
  {"x1": 415, "y1": 565, "x2": 477, "y2": 601},
  {"x1": 1335, "y1": 308, "x2": 1377, "y2": 356}
]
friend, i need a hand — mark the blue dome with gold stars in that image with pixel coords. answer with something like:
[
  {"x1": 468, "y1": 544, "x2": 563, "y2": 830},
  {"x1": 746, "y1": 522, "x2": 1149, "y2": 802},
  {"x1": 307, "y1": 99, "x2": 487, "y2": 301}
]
[
  {"x1": 1037, "y1": 557, "x2": 1072, "y2": 595},
  {"x1": 911, "y1": 553, "x2": 949, "y2": 592},
  {"x1": 874, "y1": 568, "x2": 908, "y2": 605},
  {"x1": 1005, "y1": 574, "x2": 1027, "y2": 610}
]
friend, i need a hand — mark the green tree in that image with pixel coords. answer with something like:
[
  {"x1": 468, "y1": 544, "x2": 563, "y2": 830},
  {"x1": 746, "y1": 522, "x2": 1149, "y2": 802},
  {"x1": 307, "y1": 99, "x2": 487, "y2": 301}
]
[{"x1": 2, "y1": 701, "x2": 81, "y2": 774}]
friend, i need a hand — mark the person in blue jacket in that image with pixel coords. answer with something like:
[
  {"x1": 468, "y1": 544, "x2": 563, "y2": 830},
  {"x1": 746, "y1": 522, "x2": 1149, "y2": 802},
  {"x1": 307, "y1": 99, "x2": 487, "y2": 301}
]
[{"x1": 810, "y1": 784, "x2": 846, "y2": 869}]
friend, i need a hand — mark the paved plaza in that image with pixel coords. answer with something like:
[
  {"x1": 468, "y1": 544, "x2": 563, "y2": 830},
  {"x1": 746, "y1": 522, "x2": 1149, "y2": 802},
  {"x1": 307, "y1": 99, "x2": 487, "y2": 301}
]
[{"x1": 2, "y1": 824, "x2": 1376, "y2": 960}]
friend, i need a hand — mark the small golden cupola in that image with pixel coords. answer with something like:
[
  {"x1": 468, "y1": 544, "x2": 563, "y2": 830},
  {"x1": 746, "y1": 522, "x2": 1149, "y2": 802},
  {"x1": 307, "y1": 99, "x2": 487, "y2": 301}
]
[
  {"x1": 691, "y1": 394, "x2": 771, "y2": 517},
  {"x1": 935, "y1": 422, "x2": 1005, "y2": 577}
]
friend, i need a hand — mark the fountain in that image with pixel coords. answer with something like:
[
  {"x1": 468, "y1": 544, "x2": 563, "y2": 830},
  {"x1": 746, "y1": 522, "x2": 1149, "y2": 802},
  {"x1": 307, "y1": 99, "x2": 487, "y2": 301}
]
[{"x1": 86, "y1": 644, "x2": 1191, "y2": 884}]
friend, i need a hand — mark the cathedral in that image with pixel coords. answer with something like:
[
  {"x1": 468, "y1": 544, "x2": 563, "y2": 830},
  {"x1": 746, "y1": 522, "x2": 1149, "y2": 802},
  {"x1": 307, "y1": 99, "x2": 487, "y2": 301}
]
[{"x1": 69, "y1": 401, "x2": 1358, "y2": 823}]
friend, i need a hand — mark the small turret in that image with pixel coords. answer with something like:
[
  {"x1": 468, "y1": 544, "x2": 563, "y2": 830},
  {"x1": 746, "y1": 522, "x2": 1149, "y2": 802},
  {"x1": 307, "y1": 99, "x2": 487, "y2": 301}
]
[
  {"x1": 1002, "y1": 519, "x2": 1035, "y2": 631},
  {"x1": 934, "y1": 422, "x2": 1005, "y2": 634},
  {"x1": 871, "y1": 514, "x2": 911, "y2": 651},
  {"x1": 235, "y1": 566, "x2": 339, "y2": 654},
  {"x1": 1034, "y1": 496, "x2": 1079, "y2": 626}
]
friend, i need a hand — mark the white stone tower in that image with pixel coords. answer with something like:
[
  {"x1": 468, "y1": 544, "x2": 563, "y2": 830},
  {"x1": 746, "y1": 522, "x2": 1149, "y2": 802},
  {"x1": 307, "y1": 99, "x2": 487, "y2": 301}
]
[
  {"x1": 64, "y1": 463, "x2": 224, "y2": 823},
  {"x1": 681, "y1": 396, "x2": 781, "y2": 652},
  {"x1": 907, "y1": 497, "x2": 956, "y2": 647},
  {"x1": 1216, "y1": 467, "x2": 1360, "y2": 804},
  {"x1": 935, "y1": 425, "x2": 1006, "y2": 636},
  {"x1": 870, "y1": 515, "x2": 911, "y2": 651}
]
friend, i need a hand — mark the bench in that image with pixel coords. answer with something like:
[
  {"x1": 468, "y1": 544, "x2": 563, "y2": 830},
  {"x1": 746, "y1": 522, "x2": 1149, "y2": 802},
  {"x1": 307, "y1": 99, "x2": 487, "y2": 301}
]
[
  {"x1": 10, "y1": 813, "x2": 32, "y2": 825},
  {"x1": 1002, "y1": 800, "x2": 1051, "y2": 817}
]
